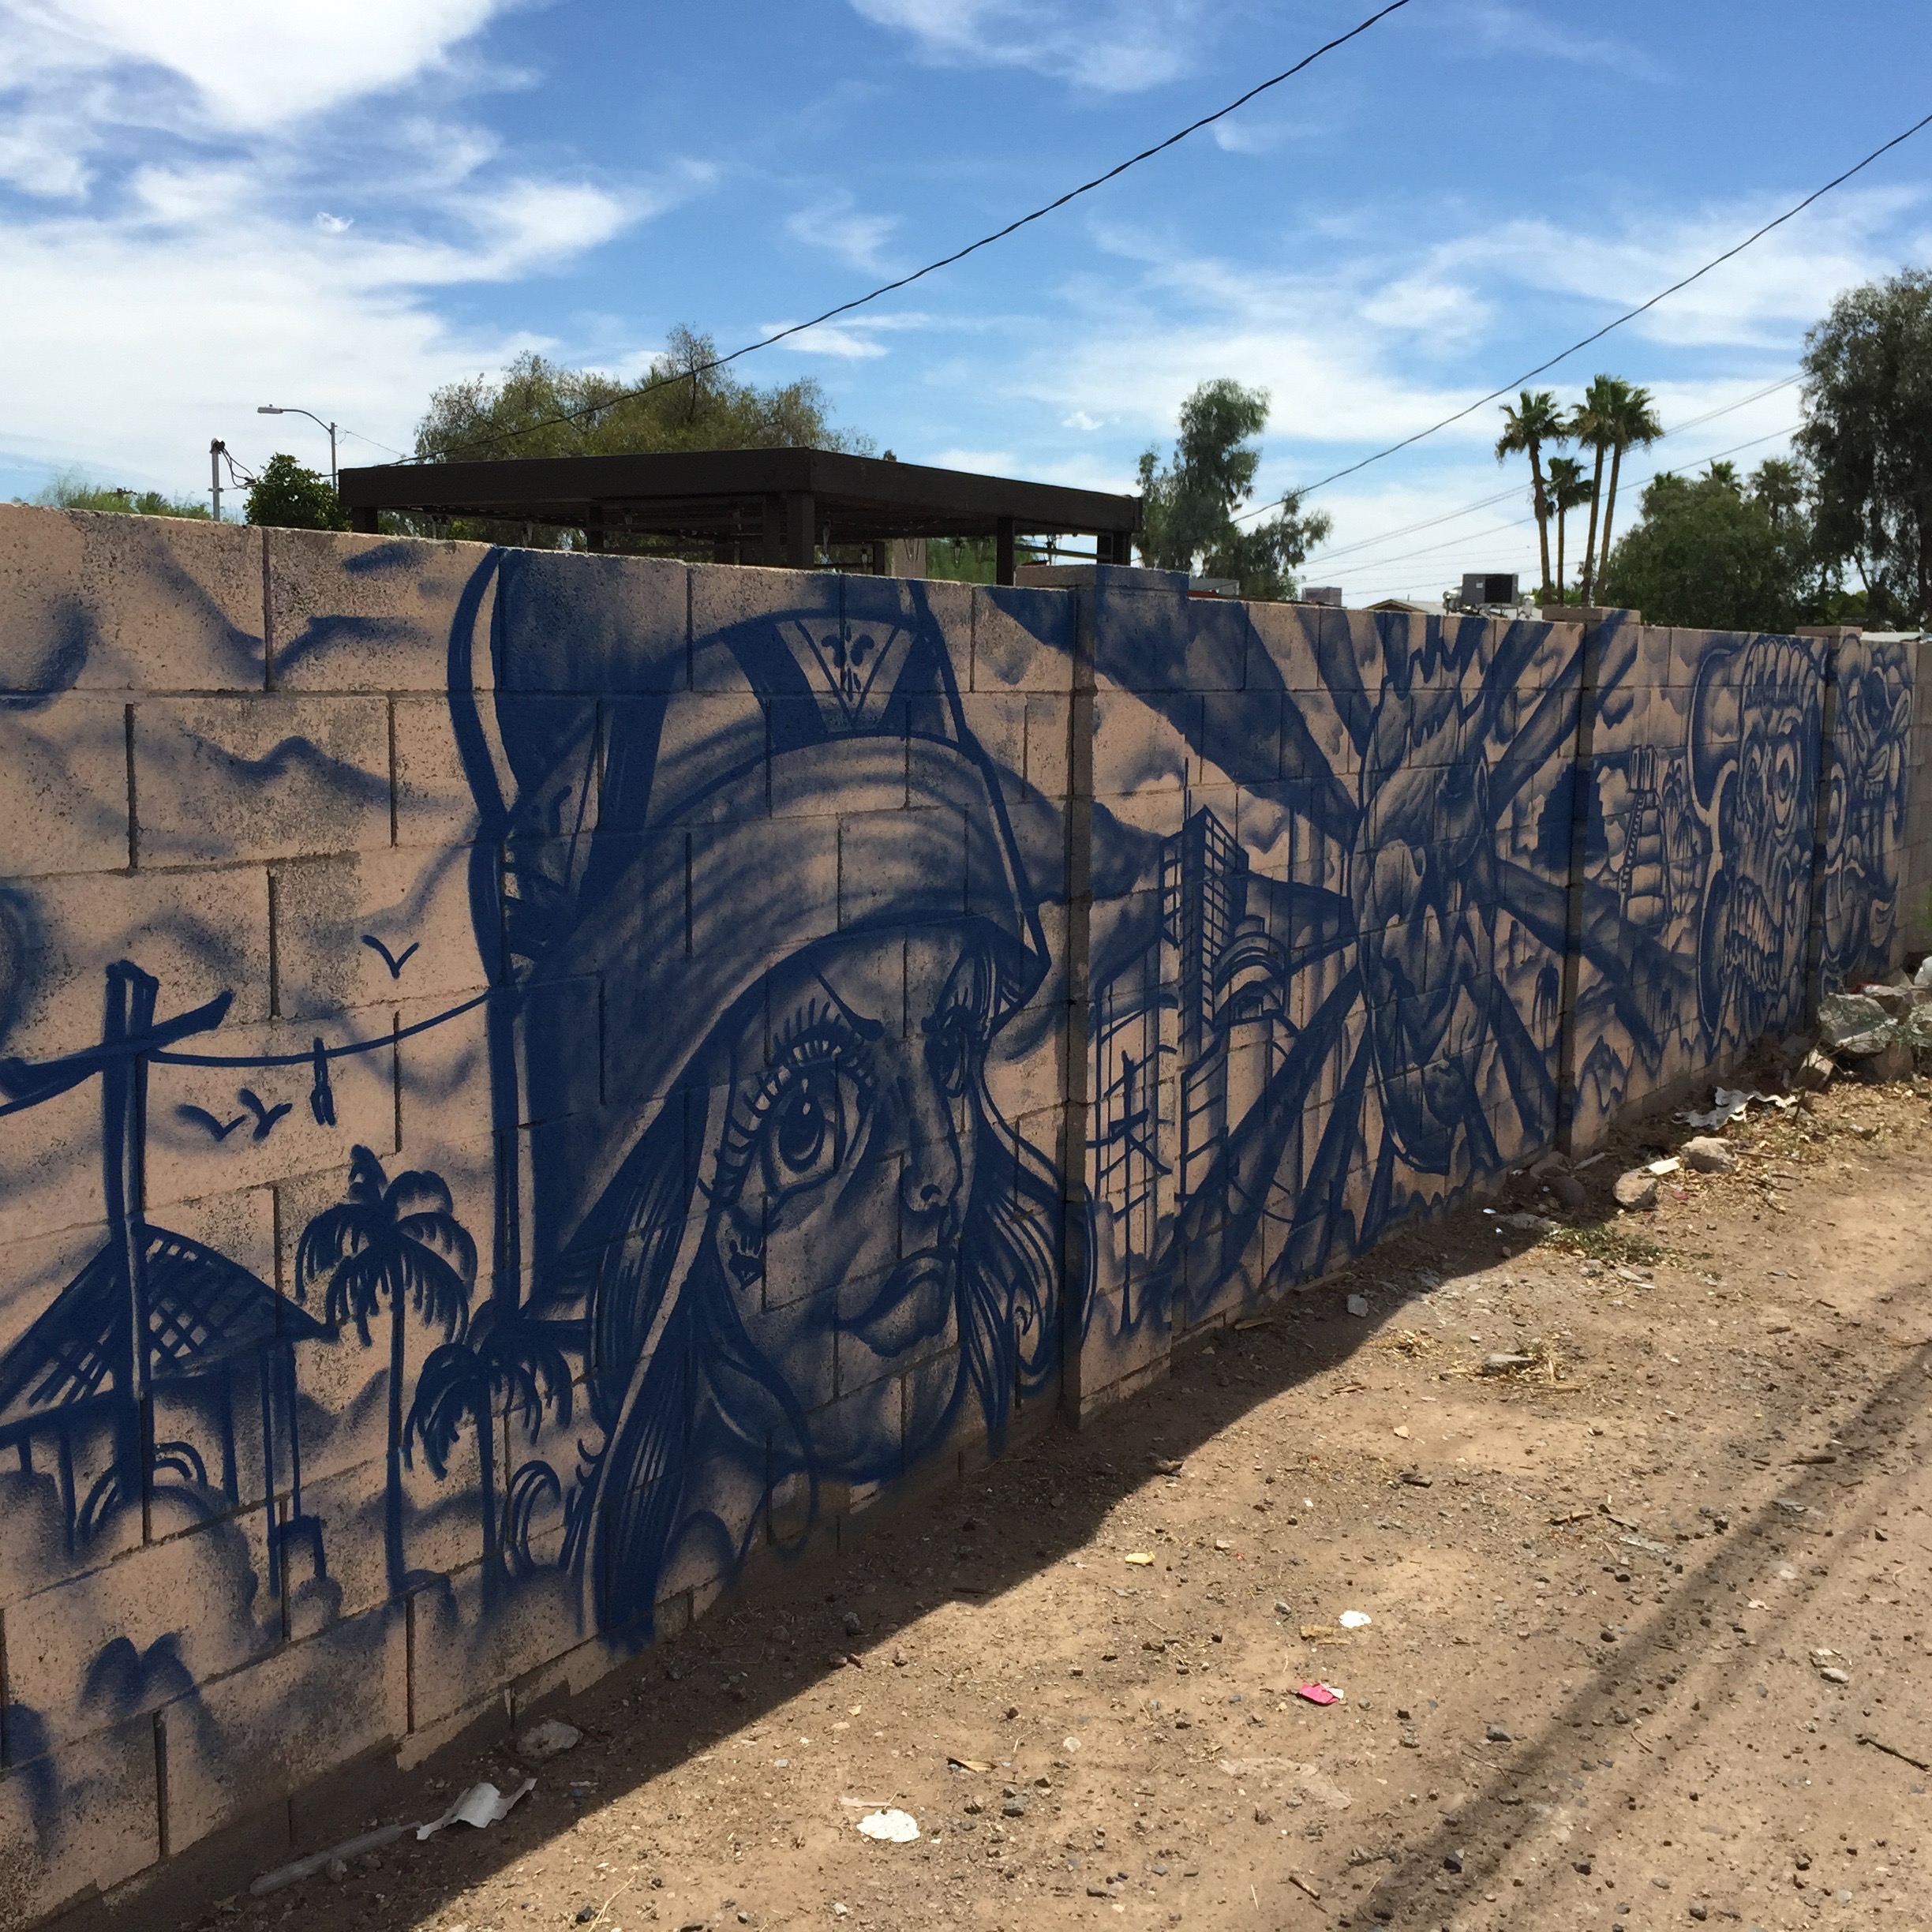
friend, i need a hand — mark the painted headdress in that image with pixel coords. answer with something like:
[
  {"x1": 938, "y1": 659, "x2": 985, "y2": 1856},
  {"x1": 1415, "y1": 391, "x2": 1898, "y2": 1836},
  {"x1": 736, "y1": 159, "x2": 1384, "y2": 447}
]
[{"x1": 448, "y1": 551, "x2": 1048, "y2": 1284}]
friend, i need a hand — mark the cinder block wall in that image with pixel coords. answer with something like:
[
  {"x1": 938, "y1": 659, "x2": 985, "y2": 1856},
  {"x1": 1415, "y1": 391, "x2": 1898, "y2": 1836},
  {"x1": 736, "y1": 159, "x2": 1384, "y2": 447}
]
[
  {"x1": 1897, "y1": 638, "x2": 1932, "y2": 959},
  {"x1": 0, "y1": 513, "x2": 1911, "y2": 1923}
]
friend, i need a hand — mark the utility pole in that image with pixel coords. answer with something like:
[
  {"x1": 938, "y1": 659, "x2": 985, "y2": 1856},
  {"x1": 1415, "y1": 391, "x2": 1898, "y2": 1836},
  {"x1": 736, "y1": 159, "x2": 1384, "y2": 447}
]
[{"x1": 210, "y1": 438, "x2": 226, "y2": 522}]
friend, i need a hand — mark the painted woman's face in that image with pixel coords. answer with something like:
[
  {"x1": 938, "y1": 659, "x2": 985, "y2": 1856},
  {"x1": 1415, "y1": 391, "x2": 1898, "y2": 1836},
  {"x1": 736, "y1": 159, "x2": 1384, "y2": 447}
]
[{"x1": 708, "y1": 924, "x2": 995, "y2": 1467}]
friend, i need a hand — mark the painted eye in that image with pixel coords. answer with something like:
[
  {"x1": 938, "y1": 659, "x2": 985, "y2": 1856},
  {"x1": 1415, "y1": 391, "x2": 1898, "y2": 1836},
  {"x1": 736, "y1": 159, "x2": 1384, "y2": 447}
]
[
  {"x1": 1773, "y1": 746, "x2": 1797, "y2": 810},
  {"x1": 763, "y1": 1058, "x2": 847, "y2": 1190},
  {"x1": 927, "y1": 1009, "x2": 980, "y2": 1100}
]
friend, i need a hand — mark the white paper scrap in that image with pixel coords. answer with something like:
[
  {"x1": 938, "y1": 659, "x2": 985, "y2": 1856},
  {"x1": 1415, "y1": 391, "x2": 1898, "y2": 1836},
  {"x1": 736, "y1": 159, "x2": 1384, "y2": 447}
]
[{"x1": 416, "y1": 1777, "x2": 537, "y2": 1840}]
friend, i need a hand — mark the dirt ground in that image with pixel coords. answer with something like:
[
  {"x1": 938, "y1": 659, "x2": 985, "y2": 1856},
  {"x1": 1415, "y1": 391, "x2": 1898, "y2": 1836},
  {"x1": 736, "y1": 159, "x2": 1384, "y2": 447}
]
[{"x1": 159, "y1": 1069, "x2": 1932, "y2": 1932}]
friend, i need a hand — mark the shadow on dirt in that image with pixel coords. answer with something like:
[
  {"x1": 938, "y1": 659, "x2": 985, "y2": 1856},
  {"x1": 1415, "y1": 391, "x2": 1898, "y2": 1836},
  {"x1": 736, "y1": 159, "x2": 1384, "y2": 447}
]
[{"x1": 95, "y1": 1089, "x2": 1906, "y2": 1932}]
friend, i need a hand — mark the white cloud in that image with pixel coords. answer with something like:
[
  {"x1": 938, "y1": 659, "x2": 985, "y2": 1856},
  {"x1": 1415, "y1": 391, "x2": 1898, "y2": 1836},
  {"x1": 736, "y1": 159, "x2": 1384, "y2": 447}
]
[
  {"x1": 1359, "y1": 274, "x2": 1492, "y2": 344},
  {"x1": 1432, "y1": 185, "x2": 1927, "y2": 350},
  {"x1": 1062, "y1": 410, "x2": 1103, "y2": 432},
  {"x1": 0, "y1": 0, "x2": 505, "y2": 133},
  {"x1": 1449, "y1": 2, "x2": 1667, "y2": 82},
  {"x1": 0, "y1": 3, "x2": 714, "y2": 496},
  {"x1": 752, "y1": 308, "x2": 936, "y2": 360},
  {"x1": 1211, "y1": 116, "x2": 1297, "y2": 156},
  {"x1": 0, "y1": 104, "x2": 94, "y2": 194},
  {"x1": 850, "y1": 0, "x2": 1208, "y2": 94},
  {"x1": 761, "y1": 320, "x2": 889, "y2": 361},
  {"x1": 0, "y1": 176, "x2": 624, "y2": 487},
  {"x1": 786, "y1": 190, "x2": 900, "y2": 272}
]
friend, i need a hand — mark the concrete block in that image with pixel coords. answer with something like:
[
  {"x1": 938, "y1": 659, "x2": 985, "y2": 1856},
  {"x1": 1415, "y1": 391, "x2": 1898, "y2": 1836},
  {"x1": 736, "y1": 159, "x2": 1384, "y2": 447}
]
[
  {"x1": 6, "y1": 1513, "x2": 279, "y2": 1754},
  {"x1": 272, "y1": 844, "x2": 492, "y2": 1024},
  {"x1": 1244, "y1": 599, "x2": 1321, "y2": 691},
  {"x1": 0, "y1": 696, "x2": 131, "y2": 878},
  {"x1": 845, "y1": 573, "x2": 968, "y2": 694},
  {"x1": 1184, "y1": 597, "x2": 1250, "y2": 692},
  {"x1": 1091, "y1": 687, "x2": 1187, "y2": 796},
  {"x1": 692, "y1": 566, "x2": 830, "y2": 690},
  {"x1": 0, "y1": 1712, "x2": 158, "y2": 1923},
  {"x1": 499, "y1": 550, "x2": 690, "y2": 695},
  {"x1": 1024, "y1": 693, "x2": 1072, "y2": 804},
  {"x1": 0, "y1": 1079, "x2": 114, "y2": 1252},
  {"x1": 409, "y1": 1557, "x2": 582, "y2": 1734},
  {"x1": 957, "y1": 693, "x2": 1027, "y2": 797},
  {"x1": 972, "y1": 584, "x2": 1076, "y2": 693},
  {"x1": 0, "y1": 863, "x2": 271, "y2": 1061},
  {"x1": 639, "y1": 690, "x2": 767, "y2": 826},
  {"x1": 0, "y1": 503, "x2": 265, "y2": 695},
  {"x1": 142, "y1": 1014, "x2": 396, "y2": 1212},
  {"x1": 133, "y1": 696, "x2": 390, "y2": 865},
  {"x1": 268, "y1": 529, "x2": 491, "y2": 694},
  {"x1": 161, "y1": 1601, "x2": 406, "y2": 1852},
  {"x1": 1088, "y1": 573, "x2": 1189, "y2": 693},
  {"x1": 392, "y1": 999, "x2": 497, "y2": 1170},
  {"x1": 391, "y1": 694, "x2": 484, "y2": 849}
]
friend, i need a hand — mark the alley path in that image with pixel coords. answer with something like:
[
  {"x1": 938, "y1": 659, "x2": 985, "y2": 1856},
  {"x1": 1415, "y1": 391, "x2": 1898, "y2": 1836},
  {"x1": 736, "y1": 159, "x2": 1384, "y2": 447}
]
[{"x1": 153, "y1": 1073, "x2": 1932, "y2": 1932}]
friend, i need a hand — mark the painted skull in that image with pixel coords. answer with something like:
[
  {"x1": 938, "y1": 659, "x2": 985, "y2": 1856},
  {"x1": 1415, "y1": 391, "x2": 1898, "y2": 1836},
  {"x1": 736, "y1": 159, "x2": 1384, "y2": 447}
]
[
  {"x1": 1351, "y1": 620, "x2": 1497, "y2": 1175},
  {"x1": 1692, "y1": 635, "x2": 1820, "y2": 1046}
]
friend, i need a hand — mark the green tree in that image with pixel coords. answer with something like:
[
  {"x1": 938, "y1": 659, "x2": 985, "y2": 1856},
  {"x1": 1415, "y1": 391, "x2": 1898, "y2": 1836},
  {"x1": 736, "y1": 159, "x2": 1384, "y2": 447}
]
[
  {"x1": 1593, "y1": 380, "x2": 1664, "y2": 588},
  {"x1": 27, "y1": 470, "x2": 212, "y2": 519},
  {"x1": 1136, "y1": 378, "x2": 1331, "y2": 599},
  {"x1": 923, "y1": 536, "x2": 1000, "y2": 582},
  {"x1": 245, "y1": 453, "x2": 349, "y2": 531},
  {"x1": 1795, "y1": 268, "x2": 1932, "y2": 626},
  {"x1": 1570, "y1": 375, "x2": 1622, "y2": 604},
  {"x1": 297, "y1": 1146, "x2": 477, "y2": 1596},
  {"x1": 1494, "y1": 389, "x2": 1566, "y2": 596},
  {"x1": 1599, "y1": 459, "x2": 1829, "y2": 631},
  {"x1": 411, "y1": 328, "x2": 869, "y2": 552},
  {"x1": 1545, "y1": 453, "x2": 1592, "y2": 599}
]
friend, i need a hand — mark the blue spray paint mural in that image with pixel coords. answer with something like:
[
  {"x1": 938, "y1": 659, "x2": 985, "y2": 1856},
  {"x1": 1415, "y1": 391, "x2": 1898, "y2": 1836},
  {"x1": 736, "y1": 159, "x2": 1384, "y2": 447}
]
[
  {"x1": 0, "y1": 508, "x2": 1913, "y2": 1912},
  {"x1": 445, "y1": 551, "x2": 1063, "y2": 1633}
]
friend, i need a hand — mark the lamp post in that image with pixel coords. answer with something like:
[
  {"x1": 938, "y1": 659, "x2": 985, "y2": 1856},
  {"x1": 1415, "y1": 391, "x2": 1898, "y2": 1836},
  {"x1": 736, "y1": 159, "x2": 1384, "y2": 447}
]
[{"x1": 256, "y1": 406, "x2": 338, "y2": 490}]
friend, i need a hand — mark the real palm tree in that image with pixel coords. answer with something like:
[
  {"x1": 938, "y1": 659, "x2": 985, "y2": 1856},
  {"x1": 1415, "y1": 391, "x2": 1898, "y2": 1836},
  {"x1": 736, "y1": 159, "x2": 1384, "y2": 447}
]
[
  {"x1": 1595, "y1": 381, "x2": 1665, "y2": 589},
  {"x1": 406, "y1": 1300, "x2": 575, "y2": 1582},
  {"x1": 1495, "y1": 389, "x2": 1567, "y2": 597},
  {"x1": 1545, "y1": 455, "x2": 1592, "y2": 599},
  {"x1": 297, "y1": 1145, "x2": 477, "y2": 1596},
  {"x1": 1571, "y1": 376, "x2": 1622, "y2": 605}
]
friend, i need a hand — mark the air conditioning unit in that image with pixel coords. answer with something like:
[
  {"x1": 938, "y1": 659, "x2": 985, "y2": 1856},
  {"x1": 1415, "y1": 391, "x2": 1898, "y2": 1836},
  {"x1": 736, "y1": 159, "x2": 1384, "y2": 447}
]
[
  {"x1": 1461, "y1": 572, "x2": 1518, "y2": 608},
  {"x1": 1301, "y1": 585, "x2": 1343, "y2": 607}
]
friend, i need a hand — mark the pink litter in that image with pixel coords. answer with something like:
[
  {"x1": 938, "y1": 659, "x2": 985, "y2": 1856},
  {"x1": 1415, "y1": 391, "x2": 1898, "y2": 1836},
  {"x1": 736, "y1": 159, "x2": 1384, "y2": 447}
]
[{"x1": 1295, "y1": 1683, "x2": 1343, "y2": 1706}]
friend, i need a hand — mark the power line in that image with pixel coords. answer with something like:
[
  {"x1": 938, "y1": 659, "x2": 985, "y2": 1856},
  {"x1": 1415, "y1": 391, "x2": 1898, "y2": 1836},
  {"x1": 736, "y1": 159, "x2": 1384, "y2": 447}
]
[
  {"x1": 1275, "y1": 107, "x2": 1932, "y2": 505},
  {"x1": 394, "y1": 0, "x2": 1417, "y2": 467},
  {"x1": 337, "y1": 425, "x2": 413, "y2": 462},
  {"x1": 1298, "y1": 373, "x2": 1802, "y2": 568},
  {"x1": 1340, "y1": 421, "x2": 1803, "y2": 588}
]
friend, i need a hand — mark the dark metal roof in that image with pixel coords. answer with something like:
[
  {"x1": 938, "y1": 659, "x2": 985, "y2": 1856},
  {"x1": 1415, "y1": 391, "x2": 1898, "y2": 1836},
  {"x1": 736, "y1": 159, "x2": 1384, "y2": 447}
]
[{"x1": 338, "y1": 447, "x2": 1140, "y2": 551}]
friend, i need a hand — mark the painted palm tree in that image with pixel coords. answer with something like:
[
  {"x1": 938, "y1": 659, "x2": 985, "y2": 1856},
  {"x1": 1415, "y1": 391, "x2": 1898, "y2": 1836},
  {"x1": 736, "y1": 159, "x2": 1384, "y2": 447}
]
[
  {"x1": 297, "y1": 1145, "x2": 477, "y2": 1596},
  {"x1": 1495, "y1": 389, "x2": 1567, "y2": 597},
  {"x1": 1546, "y1": 455, "x2": 1592, "y2": 599},
  {"x1": 1594, "y1": 381, "x2": 1664, "y2": 589},
  {"x1": 405, "y1": 1299, "x2": 575, "y2": 1584},
  {"x1": 1571, "y1": 376, "x2": 1623, "y2": 605}
]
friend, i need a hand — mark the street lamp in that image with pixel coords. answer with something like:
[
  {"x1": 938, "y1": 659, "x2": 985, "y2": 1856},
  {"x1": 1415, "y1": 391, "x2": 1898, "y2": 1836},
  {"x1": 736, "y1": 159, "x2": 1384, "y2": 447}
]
[{"x1": 256, "y1": 406, "x2": 337, "y2": 490}]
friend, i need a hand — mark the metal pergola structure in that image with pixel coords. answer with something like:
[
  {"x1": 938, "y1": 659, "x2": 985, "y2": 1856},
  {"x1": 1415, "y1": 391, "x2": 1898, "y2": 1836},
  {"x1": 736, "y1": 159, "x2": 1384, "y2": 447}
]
[{"x1": 338, "y1": 447, "x2": 1142, "y2": 585}]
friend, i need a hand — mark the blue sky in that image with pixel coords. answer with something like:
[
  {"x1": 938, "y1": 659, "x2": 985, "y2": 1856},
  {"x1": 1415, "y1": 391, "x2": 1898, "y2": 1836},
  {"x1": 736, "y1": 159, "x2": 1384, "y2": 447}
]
[{"x1": 2, "y1": 0, "x2": 1927, "y2": 601}]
